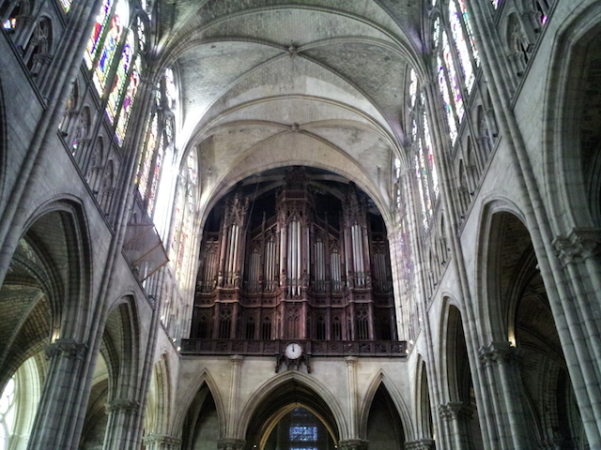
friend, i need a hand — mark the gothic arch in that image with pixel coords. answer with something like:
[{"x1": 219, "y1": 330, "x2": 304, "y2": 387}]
[
  {"x1": 414, "y1": 357, "x2": 435, "y2": 443},
  {"x1": 103, "y1": 295, "x2": 142, "y2": 399},
  {"x1": 358, "y1": 369, "x2": 413, "y2": 441},
  {"x1": 0, "y1": 197, "x2": 92, "y2": 387},
  {"x1": 238, "y1": 371, "x2": 346, "y2": 444},
  {"x1": 144, "y1": 353, "x2": 172, "y2": 436},
  {"x1": 543, "y1": 1, "x2": 601, "y2": 232},
  {"x1": 173, "y1": 368, "x2": 227, "y2": 439},
  {"x1": 475, "y1": 198, "x2": 528, "y2": 340}
]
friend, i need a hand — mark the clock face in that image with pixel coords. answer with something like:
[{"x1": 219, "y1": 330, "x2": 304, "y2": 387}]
[{"x1": 285, "y1": 342, "x2": 303, "y2": 360}]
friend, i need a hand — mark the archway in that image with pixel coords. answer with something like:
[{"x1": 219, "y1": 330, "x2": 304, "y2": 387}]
[
  {"x1": 365, "y1": 384, "x2": 405, "y2": 449},
  {"x1": 244, "y1": 379, "x2": 339, "y2": 450},
  {"x1": 486, "y1": 211, "x2": 585, "y2": 448}
]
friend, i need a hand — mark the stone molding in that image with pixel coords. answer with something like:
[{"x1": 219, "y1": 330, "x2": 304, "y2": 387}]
[
  {"x1": 553, "y1": 228, "x2": 601, "y2": 264},
  {"x1": 217, "y1": 438, "x2": 246, "y2": 450},
  {"x1": 339, "y1": 439, "x2": 368, "y2": 450},
  {"x1": 478, "y1": 341, "x2": 519, "y2": 366},
  {"x1": 105, "y1": 398, "x2": 140, "y2": 414},
  {"x1": 45, "y1": 339, "x2": 87, "y2": 360},
  {"x1": 439, "y1": 401, "x2": 472, "y2": 421},
  {"x1": 142, "y1": 434, "x2": 182, "y2": 446},
  {"x1": 405, "y1": 438, "x2": 436, "y2": 450}
]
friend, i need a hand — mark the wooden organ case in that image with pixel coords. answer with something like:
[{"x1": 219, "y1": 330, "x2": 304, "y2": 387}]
[{"x1": 191, "y1": 168, "x2": 397, "y2": 347}]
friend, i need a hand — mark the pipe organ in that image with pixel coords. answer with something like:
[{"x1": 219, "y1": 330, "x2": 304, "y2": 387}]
[{"x1": 192, "y1": 168, "x2": 396, "y2": 342}]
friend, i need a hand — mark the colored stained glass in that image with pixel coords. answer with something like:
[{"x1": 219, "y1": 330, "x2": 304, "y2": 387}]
[
  {"x1": 458, "y1": 0, "x2": 481, "y2": 66},
  {"x1": 85, "y1": 0, "x2": 113, "y2": 69},
  {"x1": 106, "y1": 32, "x2": 133, "y2": 123},
  {"x1": 137, "y1": 114, "x2": 158, "y2": 197},
  {"x1": 423, "y1": 110, "x2": 439, "y2": 197},
  {"x1": 115, "y1": 56, "x2": 141, "y2": 144},
  {"x1": 92, "y1": 14, "x2": 123, "y2": 94},
  {"x1": 492, "y1": 0, "x2": 500, "y2": 8},
  {"x1": 449, "y1": 0, "x2": 475, "y2": 92},
  {"x1": 60, "y1": 0, "x2": 72, "y2": 12},
  {"x1": 437, "y1": 56, "x2": 458, "y2": 143},
  {"x1": 442, "y1": 33, "x2": 464, "y2": 120}
]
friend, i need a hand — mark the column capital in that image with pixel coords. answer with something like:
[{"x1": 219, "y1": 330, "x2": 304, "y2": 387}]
[
  {"x1": 105, "y1": 398, "x2": 140, "y2": 414},
  {"x1": 45, "y1": 339, "x2": 87, "y2": 360},
  {"x1": 217, "y1": 438, "x2": 245, "y2": 450},
  {"x1": 345, "y1": 356, "x2": 358, "y2": 366},
  {"x1": 142, "y1": 434, "x2": 182, "y2": 446},
  {"x1": 553, "y1": 228, "x2": 601, "y2": 264},
  {"x1": 478, "y1": 341, "x2": 519, "y2": 366},
  {"x1": 339, "y1": 439, "x2": 368, "y2": 450},
  {"x1": 230, "y1": 354, "x2": 244, "y2": 365},
  {"x1": 439, "y1": 401, "x2": 472, "y2": 421},
  {"x1": 405, "y1": 439, "x2": 436, "y2": 450}
]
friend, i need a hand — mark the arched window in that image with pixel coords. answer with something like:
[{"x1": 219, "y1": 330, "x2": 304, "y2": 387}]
[
  {"x1": 431, "y1": 1, "x2": 480, "y2": 144},
  {"x1": 84, "y1": 0, "x2": 146, "y2": 145},
  {"x1": 408, "y1": 69, "x2": 440, "y2": 228},
  {"x1": 170, "y1": 149, "x2": 198, "y2": 286},
  {"x1": 0, "y1": 376, "x2": 16, "y2": 448},
  {"x1": 136, "y1": 68, "x2": 177, "y2": 218}
]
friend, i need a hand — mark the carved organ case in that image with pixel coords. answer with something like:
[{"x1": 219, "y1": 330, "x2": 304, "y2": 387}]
[{"x1": 192, "y1": 167, "x2": 397, "y2": 342}]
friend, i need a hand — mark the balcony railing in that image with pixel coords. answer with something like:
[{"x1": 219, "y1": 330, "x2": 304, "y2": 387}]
[{"x1": 180, "y1": 339, "x2": 407, "y2": 357}]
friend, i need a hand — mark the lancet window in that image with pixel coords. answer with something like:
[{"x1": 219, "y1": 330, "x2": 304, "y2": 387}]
[
  {"x1": 84, "y1": 0, "x2": 147, "y2": 145},
  {"x1": 408, "y1": 69, "x2": 440, "y2": 228},
  {"x1": 136, "y1": 68, "x2": 177, "y2": 219},
  {"x1": 431, "y1": 0, "x2": 480, "y2": 144}
]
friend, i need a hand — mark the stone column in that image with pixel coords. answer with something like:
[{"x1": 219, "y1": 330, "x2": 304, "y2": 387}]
[
  {"x1": 345, "y1": 356, "x2": 359, "y2": 439},
  {"x1": 103, "y1": 398, "x2": 141, "y2": 449},
  {"x1": 27, "y1": 339, "x2": 88, "y2": 449},
  {"x1": 405, "y1": 439, "x2": 436, "y2": 450},
  {"x1": 338, "y1": 439, "x2": 368, "y2": 450},
  {"x1": 439, "y1": 402, "x2": 471, "y2": 450},
  {"x1": 479, "y1": 342, "x2": 533, "y2": 449},
  {"x1": 142, "y1": 434, "x2": 182, "y2": 450},
  {"x1": 217, "y1": 438, "x2": 245, "y2": 450}
]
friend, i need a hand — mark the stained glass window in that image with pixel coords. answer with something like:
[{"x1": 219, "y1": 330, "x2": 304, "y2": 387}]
[
  {"x1": 442, "y1": 33, "x2": 464, "y2": 120},
  {"x1": 147, "y1": 138, "x2": 164, "y2": 215},
  {"x1": 409, "y1": 69, "x2": 418, "y2": 107},
  {"x1": 115, "y1": 56, "x2": 141, "y2": 145},
  {"x1": 394, "y1": 157, "x2": 402, "y2": 210},
  {"x1": 458, "y1": 0, "x2": 480, "y2": 66},
  {"x1": 437, "y1": 56, "x2": 458, "y2": 143},
  {"x1": 106, "y1": 32, "x2": 133, "y2": 123},
  {"x1": 423, "y1": 110, "x2": 439, "y2": 197},
  {"x1": 60, "y1": 0, "x2": 72, "y2": 12},
  {"x1": 449, "y1": 0, "x2": 475, "y2": 92},
  {"x1": 491, "y1": 0, "x2": 500, "y2": 8},
  {"x1": 85, "y1": 0, "x2": 113, "y2": 69},
  {"x1": 92, "y1": 13, "x2": 123, "y2": 94},
  {"x1": 136, "y1": 16, "x2": 146, "y2": 53},
  {"x1": 137, "y1": 114, "x2": 158, "y2": 198}
]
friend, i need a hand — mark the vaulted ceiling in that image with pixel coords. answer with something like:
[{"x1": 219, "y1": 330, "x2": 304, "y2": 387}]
[{"x1": 154, "y1": 0, "x2": 425, "y2": 223}]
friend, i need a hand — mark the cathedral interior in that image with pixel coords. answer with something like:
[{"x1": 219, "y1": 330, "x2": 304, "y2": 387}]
[{"x1": 0, "y1": 0, "x2": 600, "y2": 449}]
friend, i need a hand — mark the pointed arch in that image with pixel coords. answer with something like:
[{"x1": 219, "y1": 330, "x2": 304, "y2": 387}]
[
  {"x1": 144, "y1": 353, "x2": 173, "y2": 436},
  {"x1": 358, "y1": 369, "x2": 414, "y2": 441},
  {"x1": 542, "y1": 1, "x2": 601, "y2": 232},
  {"x1": 172, "y1": 368, "x2": 227, "y2": 438},
  {"x1": 237, "y1": 371, "x2": 347, "y2": 443}
]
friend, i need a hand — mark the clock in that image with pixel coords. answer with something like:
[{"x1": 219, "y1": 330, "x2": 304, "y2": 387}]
[{"x1": 285, "y1": 342, "x2": 303, "y2": 360}]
